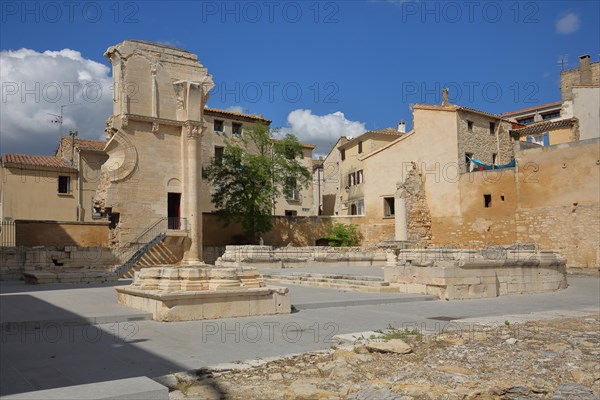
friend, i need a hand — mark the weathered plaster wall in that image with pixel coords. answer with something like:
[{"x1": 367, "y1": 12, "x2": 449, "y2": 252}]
[
  {"x1": 362, "y1": 107, "x2": 460, "y2": 243},
  {"x1": 15, "y1": 220, "x2": 110, "y2": 247},
  {"x1": 432, "y1": 168, "x2": 518, "y2": 246},
  {"x1": 1, "y1": 166, "x2": 78, "y2": 222},
  {"x1": 573, "y1": 87, "x2": 600, "y2": 141},
  {"x1": 515, "y1": 139, "x2": 600, "y2": 268}
]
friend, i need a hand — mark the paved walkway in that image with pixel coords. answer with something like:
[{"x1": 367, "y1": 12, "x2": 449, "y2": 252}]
[{"x1": 1, "y1": 275, "x2": 598, "y2": 396}]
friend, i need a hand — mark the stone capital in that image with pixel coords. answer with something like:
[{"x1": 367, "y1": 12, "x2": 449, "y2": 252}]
[{"x1": 184, "y1": 121, "x2": 205, "y2": 139}]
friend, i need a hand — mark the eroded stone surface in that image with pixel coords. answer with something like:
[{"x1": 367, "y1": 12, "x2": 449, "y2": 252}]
[{"x1": 166, "y1": 315, "x2": 600, "y2": 399}]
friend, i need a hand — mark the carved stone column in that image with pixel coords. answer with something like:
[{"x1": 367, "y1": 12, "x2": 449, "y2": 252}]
[
  {"x1": 394, "y1": 194, "x2": 408, "y2": 241},
  {"x1": 182, "y1": 122, "x2": 204, "y2": 264}
]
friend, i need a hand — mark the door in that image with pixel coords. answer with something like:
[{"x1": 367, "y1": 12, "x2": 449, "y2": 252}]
[{"x1": 167, "y1": 193, "x2": 181, "y2": 230}]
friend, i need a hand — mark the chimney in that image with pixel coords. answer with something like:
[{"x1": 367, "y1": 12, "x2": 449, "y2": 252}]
[
  {"x1": 397, "y1": 120, "x2": 406, "y2": 133},
  {"x1": 579, "y1": 54, "x2": 592, "y2": 85},
  {"x1": 441, "y1": 88, "x2": 449, "y2": 106}
]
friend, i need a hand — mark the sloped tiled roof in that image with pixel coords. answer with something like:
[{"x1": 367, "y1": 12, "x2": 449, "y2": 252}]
[
  {"x1": 59, "y1": 137, "x2": 106, "y2": 151},
  {"x1": 2, "y1": 154, "x2": 76, "y2": 171},
  {"x1": 511, "y1": 118, "x2": 577, "y2": 137},
  {"x1": 204, "y1": 107, "x2": 271, "y2": 123},
  {"x1": 500, "y1": 101, "x2": 562, "y2": 117},
  {"x1": 413, "y1": 103, "x2": 516, "y2": 123},
  {"x1": 338, "y1": 128, "x2": 403, "y2": 151}
]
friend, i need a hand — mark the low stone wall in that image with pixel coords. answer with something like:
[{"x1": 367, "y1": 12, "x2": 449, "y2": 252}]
[
  {"x1": 0, "y1": 246, "x2": 117, "y2": 281},
  {"x1": 215, "y1": 245, "x2": 387, "y2": 268},
  {"x1": 384, "y1": 247, "x2": 567, "y2": 300},
  {"x1": 15, "y1": 220, "x2": 110, "y2": 247}
]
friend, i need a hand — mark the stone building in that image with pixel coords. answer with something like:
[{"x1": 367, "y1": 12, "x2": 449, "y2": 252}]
[
  {"x1": 560, "y1": 54, "x2": 600, "y2": 102},
  {"x1": 325, "y1": 128, "x2": 404, "y2": 216}
]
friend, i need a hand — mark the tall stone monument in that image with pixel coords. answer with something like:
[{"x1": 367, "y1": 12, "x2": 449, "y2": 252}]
[{"x1": 98, "y1": 40, "x2": 289, "y2": 321}]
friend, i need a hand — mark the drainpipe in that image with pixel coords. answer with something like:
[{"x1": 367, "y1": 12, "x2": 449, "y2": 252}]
[{"x1": 77, "y1": 149, "x2": 82, "y2": 221}]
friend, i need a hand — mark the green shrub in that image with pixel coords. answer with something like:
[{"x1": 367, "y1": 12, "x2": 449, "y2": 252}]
[{"x1": 325, "y1": 223, "x2": 360, "y2": 247}]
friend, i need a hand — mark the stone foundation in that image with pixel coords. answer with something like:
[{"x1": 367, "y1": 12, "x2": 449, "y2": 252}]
[
  {"x1": 1, "y1": 246, "x2": 117, "y2": 281},
  {"x1": 384, "y1": 247, "x2": 567, "y2": 300},
  {"x1": 215, "y1": 245, "x2": 387, "y2": 268},
  {"x1": 115, "y1": 265, "x2": 291, "y2": 321}
]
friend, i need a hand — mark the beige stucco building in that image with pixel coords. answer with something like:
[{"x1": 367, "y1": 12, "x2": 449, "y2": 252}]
[{"x1": 0, "y1": 137, "x2": 107, "y2": 225}]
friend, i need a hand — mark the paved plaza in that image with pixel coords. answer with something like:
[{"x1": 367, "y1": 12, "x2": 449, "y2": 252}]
[{"x1": 0, "y1": 267, "x2": 598, "y2": 396}]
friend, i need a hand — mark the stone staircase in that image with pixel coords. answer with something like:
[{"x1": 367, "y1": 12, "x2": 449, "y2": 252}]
[
  {"x1": 261, "y1": 272, "x2": 398, "y2": 293},
  {"x1": 121, "y1": 234, "x2": 186, "y2": 278}
]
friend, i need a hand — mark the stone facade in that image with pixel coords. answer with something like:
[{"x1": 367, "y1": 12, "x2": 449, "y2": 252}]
[{"x1": 455, "y1": 109, "x2": 514, "y2": 174}]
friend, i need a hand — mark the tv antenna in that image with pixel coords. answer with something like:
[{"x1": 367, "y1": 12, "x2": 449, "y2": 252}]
[
  {"x1": 557, "y1": 54, "x2": 569, "y2": 71},
  {"x1": 47, "y1": 104, "x2": 80, "y2": 138}
]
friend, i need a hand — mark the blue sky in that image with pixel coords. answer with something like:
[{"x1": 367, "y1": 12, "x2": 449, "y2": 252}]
[{"x1": 1, "y1": 0, "x2": 599, "y2": 155}]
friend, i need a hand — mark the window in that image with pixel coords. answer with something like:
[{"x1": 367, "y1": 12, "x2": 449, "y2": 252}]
[
  {"x1": 384, "y1": 197, "x2": 395, "y2": 217},
  {"x1": 285, "y1": 210, "x2": 297, "y2": 217},
  {"x1": 340, "y1": 149, "x2": 345, "y2": 161},
  {"x1": 467, "y1": 120, "x2": 473, "y2": 132},
  {"x1": 542, "y1": 111, "x2": 560, "y2": 120},
  {"x1": 356, "y1": 170, "x2": 363, "y2": 184},
  {"x1": 347, "y1": 173, "x2": 355, "y2": 187},
  {"x1": 350, "y1": 204, "x2": 357, "y2": 215},
  {"x1": 465, "y1": 152, "x2": 473, "y2": 172},
  {"x1": 285, "y1": 178, "x2": 300, "y2": 201},
  {"x1": 492, "y1": 153, "x2": 498, "y2": 165},
  {"x1": 232, "y1": 122, "x2": 243, "y2": 135},
  {"x1": 358, "y1": 141, "x2": 363, "y2": 154},
  {"x1": 517, "y1": 116, "x2": 534, "y2": 124},
  {"x1": 489, "y1": 122, "x2": 496, "y2": 134},
  {"x1": 500, "y1": 195, "x2": 505, "y2": 201},
  {"x1": 484, "y1": 194, "x2": 492, "y2": 208},
  {"x1": 213, "y1": 119, "x2": 224, "y2": 133},
  {"x1": 357, "y1": 199, "x2": 365, "y2": 215},
  {"x1": 58, "y1": 176, "x2": 70, "y2": 194},
  {"x1": 214, "y1": 146, "x2": 224, "y2": 164}
]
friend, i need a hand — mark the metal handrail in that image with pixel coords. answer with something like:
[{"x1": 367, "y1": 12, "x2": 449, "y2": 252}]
[{"x1": 114, "y1": 217, "x2": 188, "y2": 276}]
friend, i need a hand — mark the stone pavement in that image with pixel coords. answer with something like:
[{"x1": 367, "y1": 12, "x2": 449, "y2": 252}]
[{"x1": 0, "y1": 272, "x2": 598, "y2": 396}]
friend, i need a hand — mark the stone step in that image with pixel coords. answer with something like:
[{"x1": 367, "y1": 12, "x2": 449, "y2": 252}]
[
  {"x1": 23, "y1": 271, "x2": 118, "y2": 285},
  {"x1": 263, "y1": 273, "x2": 388, "y2": 287},
  {"x1": 263, "y1": 273, "x2": 397, "y2": 293}
]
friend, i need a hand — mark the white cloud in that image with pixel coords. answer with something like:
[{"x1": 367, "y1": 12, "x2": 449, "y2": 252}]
[
  {"x1": 556, "y1": 12, "x2": 580, "y2": 34},
  {"x1": 279, "y1": 109, "x2": 366, "y2": 156},
  {"x1": 0, "y1": 48, "x2": 112, "y2": 155},
  {"x1": 226, "y1": 105, "x2": 245, "y2": 113}
]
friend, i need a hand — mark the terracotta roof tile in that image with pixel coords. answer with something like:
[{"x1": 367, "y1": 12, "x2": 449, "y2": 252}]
[
  {"x1": 204, "y1": 107, "x2": 272, "y2": 123},
  {"x1": 59, "y1": 137, "x2": 106, "y2": 151},
  {"x1": 2, "y1": 154, "x2": 76, "y2": 170},
  {"x1": 512, "y1": 118, "x2": 577, "y2": 137},
  {"x1": 500, "y1": 101, "x2": 563, "y2": 117}
]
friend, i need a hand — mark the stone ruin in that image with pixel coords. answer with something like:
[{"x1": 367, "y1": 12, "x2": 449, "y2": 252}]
[{"x1": 384, "y1": 246, "x2": 567, "y2": 300}]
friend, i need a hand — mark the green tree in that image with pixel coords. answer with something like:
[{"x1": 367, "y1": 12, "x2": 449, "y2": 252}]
[
  {"x1": 203, "y1": 122, "x2": 311, "y2": 243},
  {"x1": 324, "y1": 223, "x2": 360, "y2": 247}
]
